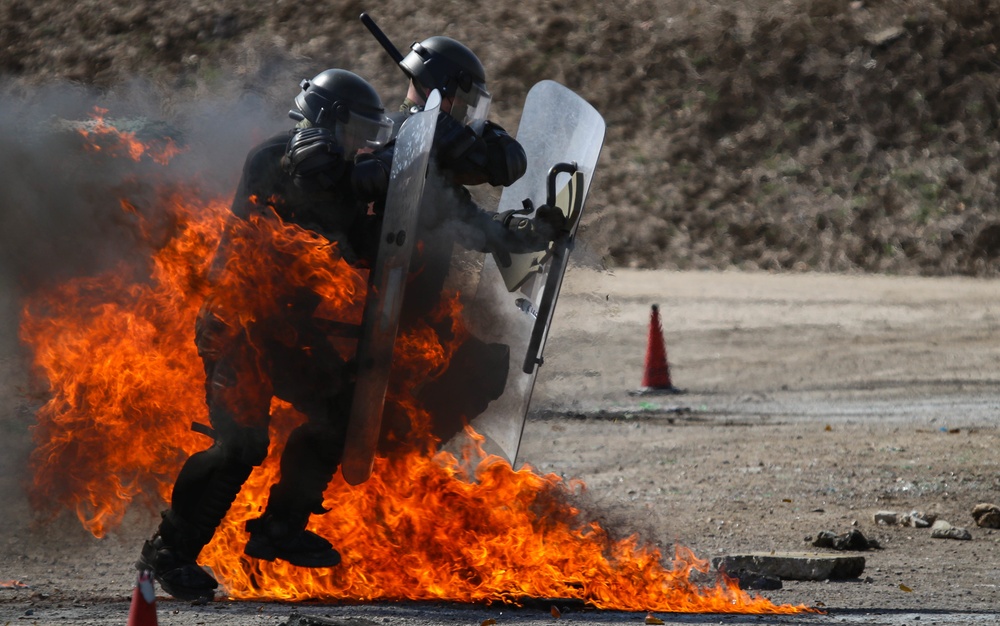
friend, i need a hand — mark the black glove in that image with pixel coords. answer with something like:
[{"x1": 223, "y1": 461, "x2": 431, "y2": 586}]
[
  {"x1": 352, "y1": 148, "x2": 392, "y2": 203},
  {"x1": 533, "y1": 203, "x2": 569, "y2": 240},
  {"x1": 496, "y1": 205, "x2": 567, "y2": 238},
  {"x1": 282, "y1": 127, "x2": 347, "y2": 190},
  {"x1": 434, "y1": 111, "x2": 478, "y2": 163}
]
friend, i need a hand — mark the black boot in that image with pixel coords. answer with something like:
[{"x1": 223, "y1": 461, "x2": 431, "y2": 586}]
[
  {"x1": 244, "y1": 510, "x2": 341, "y2": 568},
  {"x1": 243, "y1": 413, "x2": 344, "y2": 568},
  {"x1": 136, "y1": 512, "x2": 218, "y2": 602},
  {"x1": 137, "y1": 443, "x2": 256, "y2": 601}
]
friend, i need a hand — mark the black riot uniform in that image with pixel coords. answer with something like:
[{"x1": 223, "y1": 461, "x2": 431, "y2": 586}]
[
  {"x1": 136, "y1": 69, "x2": 393, "y2": 602},
  {"x1": 362, "y1": 36, "x2": 566, "y2": 449}
]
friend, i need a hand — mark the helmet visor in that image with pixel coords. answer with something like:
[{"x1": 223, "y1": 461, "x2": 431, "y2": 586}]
[
  {"x1": 337, "y1": 110, "x2": 394, "y2": 155},
  {"x1": 449, "y1": 82, "x2": 492, "y2": 129}
]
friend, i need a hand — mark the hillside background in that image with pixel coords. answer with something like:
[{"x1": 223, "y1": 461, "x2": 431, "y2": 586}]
[{"x1": 2, "y1": 0, "x2": 999, "y2": 275}]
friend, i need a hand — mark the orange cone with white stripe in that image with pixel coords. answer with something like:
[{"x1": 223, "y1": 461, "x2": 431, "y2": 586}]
[{"x1": 127, "y1": 570, "x2": 157, "y2": 626}]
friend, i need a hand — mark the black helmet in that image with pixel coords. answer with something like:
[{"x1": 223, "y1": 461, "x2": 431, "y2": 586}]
[
  {"x1": 401, "y1": 36, "x2": 485, "y2": 97},
  {"x1": 400, "y1": 36, "x2": 492, "y2": 126},
  {"x1": 290, "y1": 69, "x2": 393, "y2": 154}
]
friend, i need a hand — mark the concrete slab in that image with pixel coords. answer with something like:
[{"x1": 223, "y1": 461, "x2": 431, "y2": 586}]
[{"x1": 713, "y1": 551, "x2": 866, "y2": 581}]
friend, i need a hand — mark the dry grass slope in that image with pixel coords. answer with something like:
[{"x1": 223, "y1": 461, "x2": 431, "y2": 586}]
[{"x1": 2, "y1": 0, "x2": 998, "y2": 274}]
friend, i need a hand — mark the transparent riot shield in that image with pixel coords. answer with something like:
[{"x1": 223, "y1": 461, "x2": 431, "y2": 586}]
[
  {"x1": 341, "y1": 91, "x2": 441, "y2": 486},
  {"x1": 461, "y1": 80, "x2": 606, "y2": 465}
]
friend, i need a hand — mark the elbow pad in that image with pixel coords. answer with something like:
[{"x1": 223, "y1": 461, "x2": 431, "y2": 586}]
[
  {"x1": 434, "y1": 111, "x2": 479, "y2": 163},
  {"x1": 482, "y1": 121, "x2": 527, "y2": 187},
  {"x1": 282, "y1": 127, "x2": 348, "y2": 191}
]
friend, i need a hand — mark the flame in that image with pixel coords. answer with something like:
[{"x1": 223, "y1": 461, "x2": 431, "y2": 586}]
[
  {"x1": 0, "y1": 581, "x2": 29, "y2": 589},
  {"x1": 74, "y1": 107, "x2": 185, "y2": 165},
  {"x1": 21, "y1": 188, "x2": 228, "y2": 533},
  {"x1": 18, "y1": 114, "x2": 816, "y2": 614}
]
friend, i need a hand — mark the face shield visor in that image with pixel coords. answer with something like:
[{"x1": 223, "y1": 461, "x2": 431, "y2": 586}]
[
  {"x1": 447, "y1": 81, "x2": 492, "y2": 130},
  {"x1": 335, "y1": 109, "x2": 394, "y2": 155}
]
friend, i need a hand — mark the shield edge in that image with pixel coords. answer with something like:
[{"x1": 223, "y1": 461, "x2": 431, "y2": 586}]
[
  {"x1": 463, "y1": 80, "x2": 606, "y2": 466},
  {"x1": 341, "y1": 92, "x2": 441, "y2": 486}
]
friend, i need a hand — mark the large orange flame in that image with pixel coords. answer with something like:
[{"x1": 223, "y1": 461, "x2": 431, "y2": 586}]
[{"x1": 18, "y1": 112, "x2": 815, "y2": 614}]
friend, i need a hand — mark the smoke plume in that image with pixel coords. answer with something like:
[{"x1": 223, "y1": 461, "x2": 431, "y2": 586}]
[{"x1": 0, "y1": 74, "x2": 295, "y2": 514}]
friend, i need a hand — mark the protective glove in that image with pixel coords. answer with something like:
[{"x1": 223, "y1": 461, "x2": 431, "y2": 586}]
[
  {"x1": 282, "y1": 127, "x2": 347, "y2": 190},
  {"x1": 488, "y1": 204, "x2": 569, "y2": 261},
  {"x1": 532, "y1": 203, "x2": 569, "y2": 240},
  {"x1": 496, "y1": 205, "x2": 567, "y2": 239},
  {"x1": 352, "y1": 149, "x2": 392, "y2": 203}
]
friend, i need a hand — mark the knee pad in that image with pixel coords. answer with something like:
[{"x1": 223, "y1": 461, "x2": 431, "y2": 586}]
[{"x1": 216, "y1": 423, "x2": 270, "y2": 467}]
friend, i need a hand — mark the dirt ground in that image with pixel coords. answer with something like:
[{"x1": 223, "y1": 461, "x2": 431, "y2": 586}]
[{"x1": 2, "y1": 268, "x2": 1000, "y2": 624}]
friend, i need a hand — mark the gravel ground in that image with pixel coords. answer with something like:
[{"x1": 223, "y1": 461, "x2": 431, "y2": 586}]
[{"x1": 3, "y1": 269, "x2": 1000, "y2": 624}]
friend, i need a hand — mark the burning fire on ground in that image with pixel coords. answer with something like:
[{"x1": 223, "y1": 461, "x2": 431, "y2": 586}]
[{"x1": 18, "y1": 109, "x2": 815, "y2": 614}]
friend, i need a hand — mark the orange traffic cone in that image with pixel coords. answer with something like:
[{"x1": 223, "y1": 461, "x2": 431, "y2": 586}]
[
  {"x1": 635, "y1": 304, "x2": 683, "y2": 395},
  {"x1": 127, "y1": 570, "x2": 157, "y2": 626}
]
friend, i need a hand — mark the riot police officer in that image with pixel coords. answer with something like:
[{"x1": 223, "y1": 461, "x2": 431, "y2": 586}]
[
  {"x1": 349, "y1": 34, "x2": 567, "y2": 448},
  {"x1": 136, "y1": 69, "x2": 394, "y2": 602}
]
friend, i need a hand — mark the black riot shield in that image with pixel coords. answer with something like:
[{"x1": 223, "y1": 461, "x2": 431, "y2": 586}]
[
  {"x1": 461, "y1": 80, "x2": 606, "y2": 465},
  {"x1": 341, "y1": 91, "x2": 441, "y2": 486}
]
